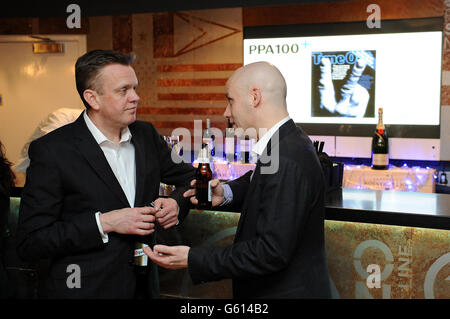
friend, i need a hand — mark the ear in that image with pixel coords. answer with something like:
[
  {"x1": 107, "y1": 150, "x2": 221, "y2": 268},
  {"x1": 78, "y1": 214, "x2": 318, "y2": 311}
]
[
  {"x1": 83, "y1": 89, "x2": 100, "y2": 110},
  {"x1": 250, "y1": 87, "x2": 262, "y2": 108}
]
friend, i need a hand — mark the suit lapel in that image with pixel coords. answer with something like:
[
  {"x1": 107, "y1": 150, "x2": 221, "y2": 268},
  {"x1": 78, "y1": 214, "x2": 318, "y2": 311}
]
[
  {"x1": 234, "y1": 161, "x2": 261, "y2": 239},
  {"x1": 72, "y1": 115, "x2": 130, "y2": 207},
  {"x1": 131, "y1": 127, "x2": 146, "y2": 208}
]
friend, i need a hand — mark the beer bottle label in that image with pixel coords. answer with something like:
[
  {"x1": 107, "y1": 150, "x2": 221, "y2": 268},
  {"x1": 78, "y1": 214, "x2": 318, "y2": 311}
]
[
  {"x1": 208, "y1": 180, "x2": 212, "y2": 202},
  {"x1": 372, "y1": 154, "x2": 389, "y2": 166},
  {"x1": 134, "y1": 243, "x2": 148, "y2": 266}
]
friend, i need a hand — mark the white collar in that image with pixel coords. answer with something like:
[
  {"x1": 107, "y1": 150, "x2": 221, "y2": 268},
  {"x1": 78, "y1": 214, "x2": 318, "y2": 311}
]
[
  {"x1": 83, "y1": 110, "x2": 132, "y2": 145},
  {"x1": 252, "y1": 116, "x2": 290, "y2": 157}
]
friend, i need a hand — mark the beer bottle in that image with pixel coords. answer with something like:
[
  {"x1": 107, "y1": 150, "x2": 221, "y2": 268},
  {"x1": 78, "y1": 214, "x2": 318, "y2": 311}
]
[
  {"x1": 196, "y1": 144, "x2": 213, "y2": 209},
  {"x1": 202, "y1": 118, "x2": 215, "y2": 157}
]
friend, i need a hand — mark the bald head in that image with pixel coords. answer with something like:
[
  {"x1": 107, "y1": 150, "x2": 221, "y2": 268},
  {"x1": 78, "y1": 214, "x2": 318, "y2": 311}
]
[
  {"x1": 228, "y1": 61, "x2": 287, "y2": 110},
  {"x1": 224, "y1": 61, "x2": 289, "y2": 135}
]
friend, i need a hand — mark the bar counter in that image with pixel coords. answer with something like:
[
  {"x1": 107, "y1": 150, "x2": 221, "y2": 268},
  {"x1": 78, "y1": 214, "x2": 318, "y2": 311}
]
[
  {"x1": 5, "y1": 189, "x2": 450, "y2": 298},
  {"x1": 325, "y1": 188, "x2": 450, "y2": 230}
]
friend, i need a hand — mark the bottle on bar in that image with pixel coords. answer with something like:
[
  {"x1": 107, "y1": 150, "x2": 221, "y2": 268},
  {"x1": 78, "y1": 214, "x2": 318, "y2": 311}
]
[
  {"x1": 225, "y1": 119, "x2": 235, "y2": 162},
  {"x1": 196, "y1": 143, "x2": 213, "y2": 209},
  {"x1": 371, "y1": 107, "x2": 389, "y2": 170},
  {"x1": 202, "y1": 118, "x2": 215, "y2": 157},
  {"x1": 240, "y1": 136, "x2": 251, "y2": 163}
]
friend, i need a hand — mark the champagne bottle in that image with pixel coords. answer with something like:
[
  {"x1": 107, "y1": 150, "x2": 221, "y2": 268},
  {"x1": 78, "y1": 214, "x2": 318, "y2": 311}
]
[
  {"x1": 371, "y1": 107, "x2": 389, "y2": 170},
  {"x1": 196, "y1": 144, "x2": 213, "y2": 209}
]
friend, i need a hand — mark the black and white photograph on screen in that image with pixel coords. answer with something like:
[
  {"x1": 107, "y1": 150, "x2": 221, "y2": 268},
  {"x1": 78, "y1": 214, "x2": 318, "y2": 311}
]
[{"x1": 311, "y1": 50, "x2": 376, "y2": 119}]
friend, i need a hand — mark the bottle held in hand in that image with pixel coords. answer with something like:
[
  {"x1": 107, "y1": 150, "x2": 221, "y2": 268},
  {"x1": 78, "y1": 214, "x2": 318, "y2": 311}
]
[
  {"x1": 134, "y1": 201, "x2": 154, "y2": 273},
  {"x1": 196, "y1": 144, "x2": 213, "y2": 210}
]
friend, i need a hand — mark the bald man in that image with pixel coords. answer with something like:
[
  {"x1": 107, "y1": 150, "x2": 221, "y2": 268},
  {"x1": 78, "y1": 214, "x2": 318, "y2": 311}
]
[{"x1": 145, "y1": 62, "x2": 332, "y2": 298}]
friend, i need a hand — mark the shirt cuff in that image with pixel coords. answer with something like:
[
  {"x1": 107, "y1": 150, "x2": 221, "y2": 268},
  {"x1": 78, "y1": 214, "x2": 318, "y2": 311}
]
[
  {"x1": 95, "y1": 212, "x2": 109, "y2": 243},
  {"x1": 220, "y1": 184, "x2": 233, "y2": 206}
]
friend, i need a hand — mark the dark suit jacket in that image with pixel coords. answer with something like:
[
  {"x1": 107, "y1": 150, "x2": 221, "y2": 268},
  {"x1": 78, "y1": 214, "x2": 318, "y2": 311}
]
[
  {"x1": 188, "y1": 119, "x2": 332, "y2": 298},
  {"x1": 17, "y1": 114, "x2": 195, "y2": 298}
]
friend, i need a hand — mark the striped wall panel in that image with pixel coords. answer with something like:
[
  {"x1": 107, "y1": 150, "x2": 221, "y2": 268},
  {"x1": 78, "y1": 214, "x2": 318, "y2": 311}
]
[{"x1": 132, "y1": 9, "x2": 243, "y2": 137}]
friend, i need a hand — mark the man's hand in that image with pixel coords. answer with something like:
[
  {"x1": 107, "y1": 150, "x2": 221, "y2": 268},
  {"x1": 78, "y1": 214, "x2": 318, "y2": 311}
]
[
  {"x1": 99, "y1": 207, "x2": 156, "y2": 236},
  {"x1": 183, "y1": 178, "x2": 225, "y2": 207},
  {"x1": 143, "y1": 244, "x2": 190, "y2": 269},
  {"x1": 153, "y1": 197, "x2": 179, "y2": 229}
]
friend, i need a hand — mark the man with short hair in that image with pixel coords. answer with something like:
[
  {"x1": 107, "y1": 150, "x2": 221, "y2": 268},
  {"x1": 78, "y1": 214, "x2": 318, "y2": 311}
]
[{"x1": 17, "y1": 50, "x2": 195, "y2": 298}]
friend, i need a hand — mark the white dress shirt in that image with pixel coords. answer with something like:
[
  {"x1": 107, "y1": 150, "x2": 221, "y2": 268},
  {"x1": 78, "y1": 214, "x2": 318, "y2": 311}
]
[
  {"x1": 83, "y1": 111, "x2": 136, "y2": 243},
  {"x1": 222, "y1": 116, "x2": 291, "y2": 204}
]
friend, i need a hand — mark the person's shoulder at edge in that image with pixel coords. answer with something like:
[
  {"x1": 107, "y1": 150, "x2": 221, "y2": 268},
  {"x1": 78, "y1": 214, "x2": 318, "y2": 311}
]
[{"x1": 27, "y1": 116, "x2": 82, "y2": 149}]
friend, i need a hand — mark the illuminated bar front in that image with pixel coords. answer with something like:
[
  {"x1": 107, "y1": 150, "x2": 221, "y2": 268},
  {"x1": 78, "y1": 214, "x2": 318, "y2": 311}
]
[{"x1": 155, "y1": 189, "x2": 450, "y2": 299}]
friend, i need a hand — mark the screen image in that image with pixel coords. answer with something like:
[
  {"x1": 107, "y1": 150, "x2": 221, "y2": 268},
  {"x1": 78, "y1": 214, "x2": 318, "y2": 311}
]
[
  {"x1": 311, "y1": 50, "x2": 376, "y2": 119},
  {"x1": 244, "y1": 20, "x2": 443, "y2": 137}
]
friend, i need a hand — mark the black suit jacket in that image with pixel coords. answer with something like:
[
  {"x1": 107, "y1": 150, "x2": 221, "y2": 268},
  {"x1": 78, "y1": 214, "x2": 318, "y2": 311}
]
[
  {"x1": 188, "y1": 120, "x2": 332, "y2": 298},
  {"x1": 17, "y1": 114, "x2": 195, "y2": 298}
]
